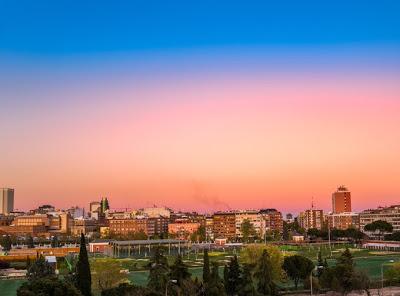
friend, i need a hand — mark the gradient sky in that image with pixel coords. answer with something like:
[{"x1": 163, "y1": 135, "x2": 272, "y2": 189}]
[{"x1": 1, "y1": 1, "x2": 400, "y2": 213}]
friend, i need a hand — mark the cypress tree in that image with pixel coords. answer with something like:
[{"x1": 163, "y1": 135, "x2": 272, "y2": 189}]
[
  {"x1": 76, "y1": 233, "x2": 91, "y2": 296},
  {"x1": 27, "y1": 235, "x2": 35, "y2": 249},
  {"x1": 203, "y1": 249, "x2": 210, "y2": 283},
  {"x1": 226, "y1": 255, "x2": 241, "y2": 295},
  {"x1": 254, "y1": 250, "x2": 277, "y2": 296},
  {"x1": 2, "y1": 235, "x2": 12, "y2": 251},
  {"x1": 238, "y1": 264, "x2": 256, "y2": 296}
]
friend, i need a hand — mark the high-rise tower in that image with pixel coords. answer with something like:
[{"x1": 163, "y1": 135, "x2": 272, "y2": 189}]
[
  {"x1": 332, "y1": 185, "x2": 351, "y2": 213},
  {"x1": 0, "y1": 188, "x2": 14, "y2": 215}
]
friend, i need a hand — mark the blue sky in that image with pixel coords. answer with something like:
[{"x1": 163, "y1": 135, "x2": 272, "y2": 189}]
[{"x1": 1, "y1": 1, "x2": 400, "y2": 55}]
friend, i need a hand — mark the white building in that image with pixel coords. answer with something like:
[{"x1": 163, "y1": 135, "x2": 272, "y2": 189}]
[
  {"x1": 142, "y1": 207, "x2": 171, "y2": 218},
  {"x1": 0, "y1": 188, "x2": 14, "y2": 215}
]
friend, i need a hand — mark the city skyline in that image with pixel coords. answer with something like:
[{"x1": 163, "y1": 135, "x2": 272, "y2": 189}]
[{"x1": 1, "y1": 2, "x2": 400, "y2": 213}]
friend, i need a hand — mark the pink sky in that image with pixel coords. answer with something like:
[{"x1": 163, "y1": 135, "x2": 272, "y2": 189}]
[{"x1": 1, "y1": 64, "x2": 400, "y2": 214}]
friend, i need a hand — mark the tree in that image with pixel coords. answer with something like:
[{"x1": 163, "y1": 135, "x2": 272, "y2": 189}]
[
  {"x1": 203, "y1": 249, "x2": 210, "y2": 284},
  {"x1": 283, "y1": 255, "x2": 314, "y2": 289},
  {"x1": 364, "y1": 220, "x2": 393, "y2": 240},
  {"x1": 27, "y1": 256, "x2": 55, "y2": 281},
  {"x1": 51, "y1": 236, "x2": 60, "y2": 248},
  {"x1": 169, "y1": 255, "x2": 197, "y2": 296},
  {"x1": 1, "y1": 235, "x2": 12, "y2": 251},
  {"x1": 316, "y1": 250, "x2": 325, "y2": 278},
  {"x1": 240, "y1": 244, "x2": 283, "y2": 281},
  {"x1": 254, "y1": 250, "x2": 277, "y2": 296},
  {"x1": 26, "y1": 236, "x2": 35, "y2": 249},
  {"x1": 190, "y1": 225, "x2": 206, "y2": 242},
  {"x1": 384, "y1": 262, "x2": 400, "y2": 285},
  {"x1": 351, "y1": 270, "x2": 371, "y2": 295},
  {"x1": 334, "y1": 248, "x2": 354, "y2": 295},
  {"x1": 307, "y1": 228, "x2": 320, "y2": 240},
  {"x1": 101, "y1": 283, "x2": 157, "y2": 296},
  {"x1": 76, "y1": 233, "x2": 92, "y2": 296},
  {"x1": 206, "y1": 262, "x2": 226, "y2": 296},
  {"x1": 0, "y1": 260, "x2": 10, "y2": 269},
  {"x1": 385, "y1": 231, "x2": 400, "y2": 241},
  {"x1": 169, "y1": 255, "x2": 191, "y2": 286},
  {"x1": 91, "y1": 259, "x2": 128, "y2": 293},
  {"x1": 147, "y1": 246, "x2": 170, "y2": 292},
  {"x1": 240, "y1": 219, "x2": 256, "y2": 242},
  {"x1": 17, "y1": 278, "x2": 82, "y2": 296},
  {"x1": 238, "y1": 264, "x2": 256, "y2": 296},
  {"x1": 225, "y1": 255, "x2": 241, "y2": 295}
]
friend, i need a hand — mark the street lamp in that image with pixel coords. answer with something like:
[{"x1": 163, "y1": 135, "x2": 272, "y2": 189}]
[
  {"x1": 381, "y1": 260, "x2": 395, "y2": 290},
  {"x1": 311, "y1": 266, "x2": 324, "y2": 296},
  {"x1": 165, "y1": 279, "x2": 177, "y2": 296}
]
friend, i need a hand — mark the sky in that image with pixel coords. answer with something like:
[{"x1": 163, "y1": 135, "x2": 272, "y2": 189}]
[{"x1": 1, "y1": 1, "x2": 400, "y2": 213}]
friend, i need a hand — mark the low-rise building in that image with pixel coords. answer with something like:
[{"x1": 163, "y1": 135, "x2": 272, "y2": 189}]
[
  {"x1": 327, "y1": 212, "x2": 360, "y2": 230},
  {"x1": 168, "y1": 222, "x2": 200, "y2": 240},
  {"x1": 360, "y1": 205, "x2": 400, "y2": 233}
]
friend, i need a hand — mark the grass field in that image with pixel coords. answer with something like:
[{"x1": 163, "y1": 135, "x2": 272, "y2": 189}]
[{"x1": 1, "y1": 244, "x2": 400, "y2": 295}]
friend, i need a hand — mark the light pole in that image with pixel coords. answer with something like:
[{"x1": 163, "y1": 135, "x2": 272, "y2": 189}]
[
  {"x1": 311, "y1": 266, "x2": 323, "y2": 296},
  {"x1": 165, "y1": 279, "x2": 177, "y2": 296},
  {"x1": 381, "y1": 260, "x2": 395, "y2": 290}
]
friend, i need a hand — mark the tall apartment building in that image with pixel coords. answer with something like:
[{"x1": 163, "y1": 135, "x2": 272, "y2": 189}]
[
  {"x1": 359, "y1": 205, "x2": 400, "y2": 232},
  {"x1": 332, "y1": 186, "x2": 352, "y2": 213},
  {"x1": 212, "y1": 212, "x2": 236, "y2": 240},
  {"x1": 298, "y1": 209, "x2": 324, "y2": 230},
  {"x1": 0, "y1": 188, "x2": 14, "y2": 215}
]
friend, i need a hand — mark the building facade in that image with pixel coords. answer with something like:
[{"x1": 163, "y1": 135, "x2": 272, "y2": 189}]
[
  {"x1": 0, "y1": 188, "x2": 14, "y2": 215},
  {"x1": 327, "y1": 212, "x2": 360, "y2": 230},
  {"x1": 212, "y1": 212, "x2": 236, "y2": 240},
  {"x1": 298, "y1": 209, "x2": 324, "y2": 230},
  {"x1": 332, "y1": 186, "x2": 352, "y2": 213},
  {"x1": 360, "y1": 205, "x2": 400, "y2": 233}
]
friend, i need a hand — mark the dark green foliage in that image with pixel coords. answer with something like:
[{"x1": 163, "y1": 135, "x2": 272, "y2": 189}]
[
  {"x1": 102, "y1": 283, "x2": 157, "y2": 296},
  {"x1": 225, "y1": 255, "x2": 241, "y2": 295},
  {"x1": 51, "y1": 236, "x2": 60, "y2": 248},
  {"x1": 169, "y1": 255, "x2": 191, "y2": 286},
  {"x1": 27, "y1": 256, "x2": 55, "y2": 281},
  {"x1": 316, "y1": 250, "x2": 325, "y2": 277},
  {"x1": 1, "y1": 235, "x2": 12, "y2": 251},
  {"x1": 17, "y1": 278, "x2": 82, "y2": 296},
  {"x1": 238, "y1": 264, "x2": 256, "y2": 296},
  {"x1": 203, "y1": 249, "x2": 210, "y2": 283},
  {"x1": 147, "y1": 246, "x2": 170, "y2": 292},
  {"x1": 385, "y1": 231, "x2": 400, "y2": 241},
  {"x1": 282, "y1": 255, "x2": 314, "y2": 289},
  {"x1": 205, "y1": 262, "x2": 226, "y2": 296},
  {"x1": 364, "y1": 220, "x2": 393, "y2": 240},
  {"x1": 0, "y1": 260, "x2": 10, "y2": 269},
  {"x1": 334, "y1": 248, "x2": 354, "y2": 294},
  {"x1": 254, "y1": 250, "x2": 277, "y2": 295},
  {"x1": 190, "y1": 225, "x2": 206, "y2": 242},
  {"x1": 26, "y1": 236, "x2": 35, "y2": 249},
  {"x1": 76, "y1": 233, "x2": 91, "y2": 296},
  {"x1": 319, "y1": 248, "x2": 370, "y2": 295},
  {"x1": 240, "y1": 219, "x2": 256, "y2": 242}
]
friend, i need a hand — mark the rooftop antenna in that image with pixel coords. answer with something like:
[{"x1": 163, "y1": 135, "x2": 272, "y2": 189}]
[{"x1": 311, "y1": 196, "x2": 314, "y2": 210}]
